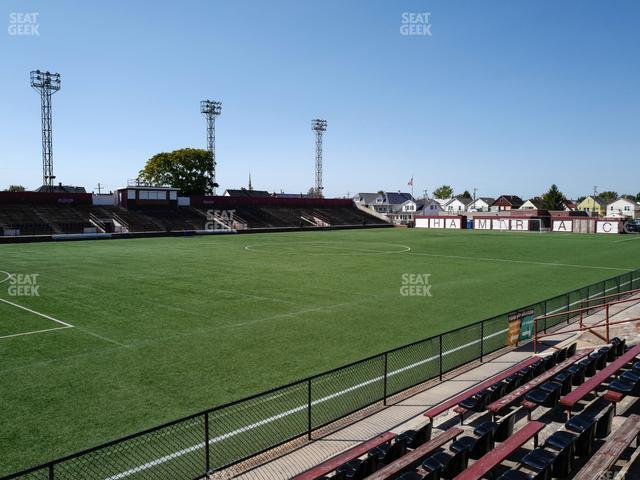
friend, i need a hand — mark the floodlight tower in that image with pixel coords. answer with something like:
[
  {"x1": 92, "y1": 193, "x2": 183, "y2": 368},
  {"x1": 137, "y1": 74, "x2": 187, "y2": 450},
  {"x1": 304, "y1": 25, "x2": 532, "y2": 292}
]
[
  {"x1": 311, "y1": 119, "x2": 327, "y2": 198},
  {"x1": 30, "y1": 70, "x2": 61, "y2": 191},
  {"x1": 200, "y1": 100, "x2": 222, "y2": 195}
]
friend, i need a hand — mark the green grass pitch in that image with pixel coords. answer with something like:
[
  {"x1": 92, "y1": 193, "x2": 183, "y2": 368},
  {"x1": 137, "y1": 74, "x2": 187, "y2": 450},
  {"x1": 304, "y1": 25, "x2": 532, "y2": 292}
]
[{"x1": 0, "y1": 228, "x2": 639, "y2": 475}]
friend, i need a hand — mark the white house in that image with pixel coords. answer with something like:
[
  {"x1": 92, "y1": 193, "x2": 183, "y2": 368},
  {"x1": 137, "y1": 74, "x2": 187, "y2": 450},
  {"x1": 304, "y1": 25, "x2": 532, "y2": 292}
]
[
  {"x1": 416, "y1": 198, "x2": 444, "y2": 215},
  {"x1": 606, "y1": 198, "x2": 640, "y2": 219},
  {"x1": 467, "y1": 197, "x2": 495, "y2": 212},
  {"x1": 444, "y1": 197, "x2": 472, "y2": 213},
  {"x1": 520, "y1": 199, "x2": 543, "y2": 210}
]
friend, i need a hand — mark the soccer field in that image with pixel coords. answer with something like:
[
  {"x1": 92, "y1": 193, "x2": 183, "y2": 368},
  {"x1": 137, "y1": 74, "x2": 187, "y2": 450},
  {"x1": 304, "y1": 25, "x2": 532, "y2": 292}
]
[{"x1": 1, "y1": 228, "x2": 639, "y2": 474}]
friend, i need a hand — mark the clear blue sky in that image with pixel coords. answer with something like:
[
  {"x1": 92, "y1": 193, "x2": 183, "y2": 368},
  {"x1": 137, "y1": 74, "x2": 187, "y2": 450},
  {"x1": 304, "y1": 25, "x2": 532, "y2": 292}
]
[{"x1": 1, "y1": 0, "x2": 638, "y2": 199}]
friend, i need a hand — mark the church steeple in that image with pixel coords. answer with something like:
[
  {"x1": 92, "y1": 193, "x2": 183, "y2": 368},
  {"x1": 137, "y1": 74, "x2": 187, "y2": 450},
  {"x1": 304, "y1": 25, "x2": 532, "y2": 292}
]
[{"x1": 248, "y1": 173, "x2": 253, "y2": 191}]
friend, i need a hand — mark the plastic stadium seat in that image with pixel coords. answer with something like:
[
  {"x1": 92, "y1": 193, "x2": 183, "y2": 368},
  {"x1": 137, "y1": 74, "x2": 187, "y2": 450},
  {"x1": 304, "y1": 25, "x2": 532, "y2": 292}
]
[
  {"x1": 566, "y1": 415, "x2": 596, "y2": 456},
  {"x1": 367, "y1": 438, "x2": 405, "y2": 466},
  {"x1": 521, "y1": 448, "x2": 556, "y2": 478},
  {"x1": 556, "y1": 347, "x2": 568, "y2": 363},
  {"x1": 487, "y1": 381, "x2": 508, "y2": 403},
  {"x1": 531, "y1": 360, "x2": 546, "y2": 376},
  {"x1": 566, "y1": 363, "x2": 586, "y2": 386},
  {"x1": 544, "y1": 431, "x2": 576, "y2": 477},
  {"x1": 552, "y1": 371, "x2": 574, "y2": 395},
  {"x1": 450, "y1": 422, "x2": 494, "y2": 460},
  {"x1": 503, "y1": 374, "x2": 521, "y2": 394},
  {"x1": 589, "y1": 350, "x2": 607, "y2": 371},
  {"x1": 579, "y1": 356, "x2": 598, "y2": 377},
  {"x1": 525, "y1": 382, "x2": 561, "y2": 408},
  {"x1": 610, "y1": 337, "x2": 625, "y2": 357},
  {"x1": 632, "y1": 361, "x2": 640, "y2": 374},
  {"x1": 600, "y1": 346, "x2": 616, "y2": 363},
  {"x1": 543, "y1": 354, "x2": 557, "y2": 371},
  {"x1": 459, "y1": 390, "x2": 489, "y2": 412},
  {"x1": 494, "y1": 415, "x2": 516, "y2": 442},
  {"x1": 620, "y1": 370, "x2": 640, "y2": 384},
  {"x1": 566, "y1": 342, "x2": 577, "y2": 358},
  {"x1": 398, "y1": 422, "x2": 432, "y2": 449},
  {"x1": 608, "y1": 379, "x2": 637, "y2": 396},
  {"x1": 336, "y1": 457, "x2": 374, "y2": 479},
  {"x1": 593, "y1": 404, "x2": 614, "y2": 438},
  {"x1": 421, "y1": 449, "x2": 468, "y2": 479}
]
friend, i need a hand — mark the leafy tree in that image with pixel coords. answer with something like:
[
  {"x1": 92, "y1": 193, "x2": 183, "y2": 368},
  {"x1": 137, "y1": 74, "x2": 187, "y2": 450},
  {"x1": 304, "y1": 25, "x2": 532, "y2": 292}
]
[
  {"x1": 138, "y1": 148, "x2": 215, "y2": 195},
  {"x1": 433, "y1": 185, "x2": 454, "y2": 199},
  {"x1": 576, "y1": 196, "x2": 586, "y2": 204},
  {"x1": 4, "y1": 185, "x2": 25, "y2": 192},
  {"x1": 637, "y1": 193, "x2": 640, "y2": 202},
  {"x1": 598, "y1": 191, "x2": 618, "y2": 203},
  {"x1": 457, "y1": 190, "x2": 472, "y2": 199},
  {"x1": 540, "y1": 184, "x2": 566, "y2": 210}
]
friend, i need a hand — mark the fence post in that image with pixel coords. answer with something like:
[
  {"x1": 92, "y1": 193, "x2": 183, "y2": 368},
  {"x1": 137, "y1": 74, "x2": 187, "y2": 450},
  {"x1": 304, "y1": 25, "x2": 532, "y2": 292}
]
[
  {"x1": 606, "y1": 304, "x2": 610, "y2": 342},
  {"x1": 543, "y1": 301, "x2": 547, "y2": 334},
  {"x1": 204, "y1": 412, "x2": 210, "y2": 473},
  {"x1": 307, "y1": 378, "x2": 312, "y2": 440},
  {"x1": 439, "y1": 334, "x2": 443, "y2": 381},
  {"x1": 383, "y1": 353, "x2": 388, "y2": 406},
  {"x1": 566, "y1": 294, "x2": 570, "y2": 324},
  {"x1": 480, "y1": 321, "x2": 484, "y2": 362}
]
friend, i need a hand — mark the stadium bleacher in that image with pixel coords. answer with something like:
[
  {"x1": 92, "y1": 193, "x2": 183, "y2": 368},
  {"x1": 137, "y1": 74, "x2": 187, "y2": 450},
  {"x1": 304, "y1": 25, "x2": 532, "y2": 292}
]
[
  {"x1": 290, "y1": 338, "x2": 640, "y2": 480},
  {"x1": 0, "y1": 200, "x2": 386, "y2": 237}
]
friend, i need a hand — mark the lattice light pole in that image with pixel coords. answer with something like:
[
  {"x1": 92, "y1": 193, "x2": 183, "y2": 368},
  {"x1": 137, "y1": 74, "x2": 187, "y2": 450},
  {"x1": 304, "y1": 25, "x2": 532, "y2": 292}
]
[
  {"x1": 200, "y1": 100, "x2": 222, "y2": 195},
  {"x1": 30, "y1": 70, "x2": 61, "y2": 191},
  {"x1": 311, "y1": 119, "x2": 327, "y2": 198}
]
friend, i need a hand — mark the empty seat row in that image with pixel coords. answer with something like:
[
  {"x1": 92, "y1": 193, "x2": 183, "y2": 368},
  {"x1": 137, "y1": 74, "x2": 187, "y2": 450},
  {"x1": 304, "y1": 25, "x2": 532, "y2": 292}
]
[
  {"x1": 460, "y1": 344, "x2": 577, "y2": 415},
  {"x1": 524, "y1": 339, "x2": 625, "y2": 410},
  {"x1": 501, "y1": 401, "x2": 615, "y2": 480},
  {"x1": 319, "y1": 423, "x2": 433, "y2": 480}
]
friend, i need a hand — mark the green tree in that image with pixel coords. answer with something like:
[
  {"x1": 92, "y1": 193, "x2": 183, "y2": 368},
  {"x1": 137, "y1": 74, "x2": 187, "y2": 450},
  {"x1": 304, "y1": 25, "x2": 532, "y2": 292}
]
[
  {"x1": 433, "y1": 185, "x2": 454, "y2": 199},
  {"x1": 457, "y1": 190, "x2": 472, "y2": 199},
  {"x1": 138, "y1": 148, "x2": 215, "y2": 195},
  {"x1": 636, "y1": 193, "x2": 640, "y2": 202},
  {"x1": 598, "y1": 191, "x2": 618, "y2": 203},
  {"x1": 4, "y1": 185, "x2": 26, "y2": 192},
  {"x1": 540, "y1": 184, "x2": 566, "y2": 210},
  {"x1": 576, "y1": 196, "x2": 586, "y2": 204}
]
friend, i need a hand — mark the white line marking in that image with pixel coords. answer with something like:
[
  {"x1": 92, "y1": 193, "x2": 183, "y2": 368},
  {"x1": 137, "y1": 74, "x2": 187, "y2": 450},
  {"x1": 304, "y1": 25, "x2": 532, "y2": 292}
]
[
  {"x1": 78, "y1": 329, "x2": 130, "y2": 348},
  {"x1": 0, "y1": 298, "x2": 74, "y2": 327},
  {"x1": 408, "y1": 252, "x2": 632, "y2": 272},
  {"x1": 106, "y1": 280, "x2": 639, "y2": 479},
  {"x1": 0, "y1": 326, "x2": 71, "y2": 340},
  {"x1": 244, "y1": 242, "x2": 411, "y2": 256},
  {"x1": 0, "y1": 271, "x2": 11, "y2": 284},
  {"x1": 104, "y1": 326, "x2": 508, "y2": 480},
  {"x1": 614, "y1": 236, "x2": 640, "y2": 243}
]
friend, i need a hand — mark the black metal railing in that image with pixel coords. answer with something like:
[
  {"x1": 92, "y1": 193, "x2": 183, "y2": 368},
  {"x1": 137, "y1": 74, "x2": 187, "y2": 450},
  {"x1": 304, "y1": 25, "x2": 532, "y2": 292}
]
[{"x1": 3, "y1": 267, "x2": 639, "y2": 480}]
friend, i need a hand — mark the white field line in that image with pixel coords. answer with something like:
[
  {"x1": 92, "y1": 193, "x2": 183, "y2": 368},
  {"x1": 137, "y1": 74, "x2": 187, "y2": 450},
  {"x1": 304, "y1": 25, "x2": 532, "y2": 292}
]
[
  {"x1": 106, "y1": 279, "x2": 638, "y2": 479},
  {"x1": 0, "y1": 298, "x2": 74, "y2": 328},
  {"x1": 104, "y1": 327, "x2": 508, "y2": 480},
  {"x1": 614, "y1": 236, "x2": 640, "y2": 243},
  {"x1": 0, "y1": 326, "x2": 71, "y2": 340},
  {"x1": 408, "y1": 252, "x2": 632, "y2": 272}
]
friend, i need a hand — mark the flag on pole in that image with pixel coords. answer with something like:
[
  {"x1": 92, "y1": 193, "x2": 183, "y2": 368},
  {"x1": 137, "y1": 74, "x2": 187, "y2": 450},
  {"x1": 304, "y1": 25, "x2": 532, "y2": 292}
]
[{"x1": 407, "y1": 177, "x2": 413, "y2": 187}]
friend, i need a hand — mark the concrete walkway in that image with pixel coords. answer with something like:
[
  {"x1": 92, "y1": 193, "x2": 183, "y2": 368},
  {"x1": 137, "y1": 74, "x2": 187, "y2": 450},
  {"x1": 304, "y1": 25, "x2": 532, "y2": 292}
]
[{"x1": 214, "y1": 295, "x2": 640, "y2": 480}]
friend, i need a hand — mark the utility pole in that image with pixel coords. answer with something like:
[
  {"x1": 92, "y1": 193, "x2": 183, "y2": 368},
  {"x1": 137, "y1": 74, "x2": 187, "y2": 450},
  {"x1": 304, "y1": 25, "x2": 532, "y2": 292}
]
[
  {"x1": 311, "y1": 119, "x2": 327, "y2": 198},
  {"x1": 95, "y1": 183, "x2": 103, "y2": 194}
]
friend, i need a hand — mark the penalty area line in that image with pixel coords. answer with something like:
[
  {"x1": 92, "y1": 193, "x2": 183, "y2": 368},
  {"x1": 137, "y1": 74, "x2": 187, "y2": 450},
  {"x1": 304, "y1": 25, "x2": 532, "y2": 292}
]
[
  {"x1": 0, "y1": 298, "x2": 74, "y2": 327},
  {"x1": 0, "y1": 326, "x2": 72, "y2": 340}
]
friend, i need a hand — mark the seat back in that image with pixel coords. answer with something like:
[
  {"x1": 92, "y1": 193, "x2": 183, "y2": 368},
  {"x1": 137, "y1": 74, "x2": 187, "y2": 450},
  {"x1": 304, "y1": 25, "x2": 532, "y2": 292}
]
[
  {"x1": 566, "y1": 342, "x2": 577, "y2": 358},
  {"x1": 494, "y1": 414, "x2": 516, "y2": 442}
]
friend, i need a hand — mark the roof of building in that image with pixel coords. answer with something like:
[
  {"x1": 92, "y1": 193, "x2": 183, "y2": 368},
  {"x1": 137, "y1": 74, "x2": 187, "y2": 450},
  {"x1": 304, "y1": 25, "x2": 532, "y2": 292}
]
[
  {"x1": 493, "y1": 195, "x2": 524, "y2": 207},
  {"x1": 35, "y1": 184, "x2": 87, "y2": 193},
  {"x1": 384, "y1": 192, "x2": 414, "y2": 205},
  {"x1": 470, "y1": 197, "x2": 495, "y2": 205},
  {"x1": 224, "y1": 189, "x2": 271, "y2": 197}
]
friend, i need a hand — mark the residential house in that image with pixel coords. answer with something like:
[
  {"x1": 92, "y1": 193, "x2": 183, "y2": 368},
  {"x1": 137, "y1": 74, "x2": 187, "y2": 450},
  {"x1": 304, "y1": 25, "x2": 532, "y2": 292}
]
[
  {"x1": 353, "y1": 192, "x2": 415, "y2": 224},
  {"x1": 577, "y1": 196, "x2": 606, "y2": 217},
  {"x1": 492, "y1": 195, "x2": 524, "y2": 211},
  {"x1": 444, "y1": 197, "x2": 472, "y2": 213},
  {"x1": 416, "y1": 198, "x2": 444, "y2": 215},
  {"x1": 562, "y1": 200, "x2": 577, "y2": 211},
  {"x1": 467, "y1": 197, "x2": 495, "y2": 212},
  {"x1": 606, "y1": 198, "x2": 640, "y2": 219},
  {"x1": 520, "y1": 198, "x2": 543, "y2": 210}
]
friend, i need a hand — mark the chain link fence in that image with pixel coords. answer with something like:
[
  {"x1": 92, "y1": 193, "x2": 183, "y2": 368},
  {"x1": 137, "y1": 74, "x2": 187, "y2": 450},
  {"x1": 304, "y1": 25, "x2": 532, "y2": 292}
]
[{"x1": 3, "y1": 267, "x2": 639, "y2": 480}]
